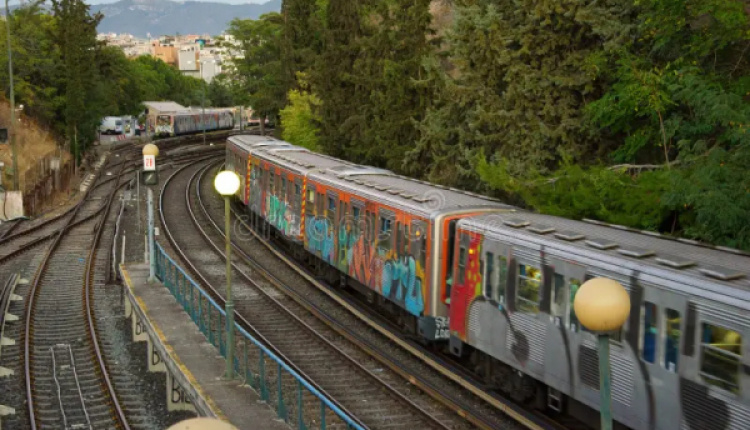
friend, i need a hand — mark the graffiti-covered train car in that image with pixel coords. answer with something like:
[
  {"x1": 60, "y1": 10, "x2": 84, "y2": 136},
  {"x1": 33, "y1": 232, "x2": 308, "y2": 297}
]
[{"x1": 226, "y1": 134, "x2": 509, "y2": 340}]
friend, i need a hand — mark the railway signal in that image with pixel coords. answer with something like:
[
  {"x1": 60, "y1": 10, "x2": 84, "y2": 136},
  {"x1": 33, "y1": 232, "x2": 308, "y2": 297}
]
[{"x1": 142, "y1": 143, "x2": 160, "y2": 282}]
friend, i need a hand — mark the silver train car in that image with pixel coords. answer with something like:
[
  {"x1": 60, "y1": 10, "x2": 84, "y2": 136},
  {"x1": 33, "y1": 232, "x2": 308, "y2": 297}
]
[{"x1": 450, "y1": 212, "x2": 750, "y2": 430}]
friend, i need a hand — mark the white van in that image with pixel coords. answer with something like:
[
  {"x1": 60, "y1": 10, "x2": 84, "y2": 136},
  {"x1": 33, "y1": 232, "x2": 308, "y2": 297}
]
[{"x1": 100, "y1": 117, "x2": 123, "y2": 135}]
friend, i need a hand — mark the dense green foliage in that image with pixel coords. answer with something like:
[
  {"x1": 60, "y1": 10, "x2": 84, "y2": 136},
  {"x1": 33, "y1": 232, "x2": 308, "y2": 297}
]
[
  {"x1": 0, "y1": 2, "x2": 219, "y2": 161},
  {"x1": 274, "y1": 0, "x2": 750, "y2": 250},
  {"x1": 279, "y1": 74, "x2": 321, "y2": 150},
  {"x1": 228, "y1": 13, "x2": 287, "y2": 130}
]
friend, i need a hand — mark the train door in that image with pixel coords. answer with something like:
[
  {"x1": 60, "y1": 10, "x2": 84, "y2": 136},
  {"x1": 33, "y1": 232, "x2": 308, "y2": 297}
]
[
  {"x1": 443, "y1": 219, "x2": 458, "y2": 304},
  {"x1": 337, "y1": 197, "x2": 349, "y2": 271},
  {"x1": 645, "y1": 287, "x2": 688, "y2": 430},
  {"x1": 325, "y1": 192, "x2": 338, "y2": 266}
]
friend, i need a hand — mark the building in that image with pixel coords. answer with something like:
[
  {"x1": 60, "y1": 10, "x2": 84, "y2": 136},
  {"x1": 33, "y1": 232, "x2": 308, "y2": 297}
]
[
  {"x1": 151, "y1": 41, "x2": 177, "y2": 66},
  {"x1": 178, "y1": 45, "x2": 201, "y2": 78}
]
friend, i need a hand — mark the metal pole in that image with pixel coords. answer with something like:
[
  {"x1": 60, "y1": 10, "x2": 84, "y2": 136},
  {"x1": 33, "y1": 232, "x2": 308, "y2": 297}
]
[
  {"x1": 147, "y1": 187, "x2": 156, "y2": 283},
  {"x1": 598, "y1": 334, "x2": 613, "y2": 430},
  {"x1": 136, "y1": 170, "x2": 141, "y2": 234},
  {"x1": 201, "y1": 63, "x2": 206, "y2": 145},
  {"x1": 224, "y1": 195, "x2": 234, "y2": 379},
  {"x1": 4, "y1": 0, "x2": 17, "y2": 191}
]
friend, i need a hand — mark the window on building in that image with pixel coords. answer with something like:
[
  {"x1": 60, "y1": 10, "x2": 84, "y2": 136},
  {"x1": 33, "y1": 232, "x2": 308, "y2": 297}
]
[
  {"x1": 664, "y1": 309, "x2": 681, "y2": 372},
  {"x1": 517, "y1": 264, "x2": 541, "y2": 313},
  {"x1": 458, "y1": 246, "x2": 467, "y2": 285},
  {"x1": 484, "y1": 252, "x2": 494, "y2": 299},
  {"x1": 700, "y1": 323, "x2": 742, "y2": 393},
  {"x1": 642, "y1": 302, "x2": 658, "y2": 363},
  {"x1": 551, "y1": 273, "x2": 567, "y2": 321}
]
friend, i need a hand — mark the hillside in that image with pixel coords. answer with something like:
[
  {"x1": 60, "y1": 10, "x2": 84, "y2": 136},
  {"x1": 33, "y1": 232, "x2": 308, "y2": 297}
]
[{"x1": 92, "y1": 0, "x2": 281, "y2": 37}]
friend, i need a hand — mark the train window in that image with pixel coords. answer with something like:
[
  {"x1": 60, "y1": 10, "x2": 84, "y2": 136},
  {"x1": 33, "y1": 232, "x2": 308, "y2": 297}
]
[
  {"x1": 295, "y1": 183, "x2": 301, "y2": 196},
  {"x1": 496, "y1": 255, "x2": 508, "y2": 305},
  {"x1": 327, "y1": 197, "x2": 335, "y2": 219},
  {"x1": 378, "y1": 217, "x2": 392, "y2": 253},
  {"x1": 664, "y1": 309, "x2": 681, "y2": 372},
  {"x1": 281, "y1": 178, "x2": 287, "y2": 199},
  {"x1": 700, "y1": 323, "x2": 742, "y2": 393},
  {"x1": 458, "y1": 246, "x2": 467, "y2": 285},
  {"x1": 551, "y1": 273, "x2": 567, "y2": 322},
  {"x1": 569, "y1": 279, "x2": 582, "y2": 331},
  {"x1": 307, "y1": 189, "x2": 314, "y2": 204},
  {"x1": 642, "y1": 302, "x2": 658, "y2": 363},
  {"x1": 484, "y1": 252, "x2": 494, "y2": 300},
  {"x1": 517, "y1": 264, "x2": 541, "y2": 313}
]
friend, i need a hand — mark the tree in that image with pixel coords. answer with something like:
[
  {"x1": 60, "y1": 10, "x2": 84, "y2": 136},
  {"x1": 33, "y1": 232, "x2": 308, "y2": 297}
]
[
  {"x1": 228, "y1": 13, "x2": 287, "y2": 134},
  {"x1": 51, "y1": 0, "x2": 102, "y2": 163},
  {"x1": 410, "y1": 0, "x2": 632, "y2": 186},
  {"x1": 279, "y1": 73, "x2": 320, "y2": 150}
]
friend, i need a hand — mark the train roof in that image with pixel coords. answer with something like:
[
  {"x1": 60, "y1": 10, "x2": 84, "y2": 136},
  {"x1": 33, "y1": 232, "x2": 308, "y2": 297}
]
[
  {"x1": 459, "y1": 211, "x2": 750, "y2": 298},
  {"x1": 247, "y1": 142, "x2": 510, "y2": 217},
  {"x1": 227, "y1": 135, "x2": 288, "y2": 152},
  {"x1": 311, "y1": 165, "x2": 510, "y2": 218},
  {"x1": 254, "y1": 145, "x2": 355, "y2": 173}
]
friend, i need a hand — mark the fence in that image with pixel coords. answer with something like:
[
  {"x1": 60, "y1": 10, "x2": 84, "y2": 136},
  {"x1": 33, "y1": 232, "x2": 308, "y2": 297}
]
[
  {"x1": 21, "y1": 150, "x2": 73, "y2": 216},
  {"x1": 154, "y1": 243, "x2": 364, "y2": 430}
]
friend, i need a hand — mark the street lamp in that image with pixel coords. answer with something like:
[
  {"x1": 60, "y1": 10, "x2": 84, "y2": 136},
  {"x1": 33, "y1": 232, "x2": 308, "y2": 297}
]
[
  {"x1": 214, "y1": 170, "x2": 240, "y2": 379},
  {"x1": 573, "y1": 277, "x2": 630, "y2": 430}
]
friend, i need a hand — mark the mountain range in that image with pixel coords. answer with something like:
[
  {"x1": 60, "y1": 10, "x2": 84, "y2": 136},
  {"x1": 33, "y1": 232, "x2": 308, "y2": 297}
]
[{"x1": 91, "y1": 0, "x2": 281, "y2": 37}]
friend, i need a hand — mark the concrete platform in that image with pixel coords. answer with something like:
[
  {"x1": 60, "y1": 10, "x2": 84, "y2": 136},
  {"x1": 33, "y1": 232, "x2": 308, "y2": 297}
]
[{"x1": 121, "y1": 263, "x2": 289, "y2": 430}]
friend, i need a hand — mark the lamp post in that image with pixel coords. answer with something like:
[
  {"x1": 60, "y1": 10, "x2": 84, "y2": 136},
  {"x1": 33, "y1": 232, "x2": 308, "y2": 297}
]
[
  {"x1": 142, "y1": 143, "x2": 159, "y2": 283},
  {"x1": 4, "y1": 0, "x2": 18, "y2": 191},
  {"x1": 214, "y1": 170, "x2": 240, "y2": 379},
  {"x1": 573, "y1": 277, "x2": 631, "y2": 430}
]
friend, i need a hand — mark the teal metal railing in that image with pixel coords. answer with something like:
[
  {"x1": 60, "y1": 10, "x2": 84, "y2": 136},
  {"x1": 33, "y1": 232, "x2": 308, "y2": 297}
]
[{"x1": 155, "y1": 243, "x2": 364, "y2": 430}]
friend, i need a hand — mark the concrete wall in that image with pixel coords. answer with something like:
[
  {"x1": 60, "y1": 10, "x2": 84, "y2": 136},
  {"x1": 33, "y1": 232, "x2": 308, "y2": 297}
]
[{"x1": 0, "y1": 190, "x2": 24, "y2": 220}]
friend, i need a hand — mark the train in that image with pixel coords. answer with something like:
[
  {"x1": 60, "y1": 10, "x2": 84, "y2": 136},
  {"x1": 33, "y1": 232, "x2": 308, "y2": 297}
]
[
  {"x1": 225, "y1": 134, "x2": 750, "y2": 430},
  {"x1": 155, "y1": 109, "x2": 235, "y2": 137}
]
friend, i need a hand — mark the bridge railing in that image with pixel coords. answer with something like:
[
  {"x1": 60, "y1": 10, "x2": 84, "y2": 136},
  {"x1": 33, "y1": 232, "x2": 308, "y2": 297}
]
[{"x1": 154, "y1": 242, "x2": 363, "y2": 430}]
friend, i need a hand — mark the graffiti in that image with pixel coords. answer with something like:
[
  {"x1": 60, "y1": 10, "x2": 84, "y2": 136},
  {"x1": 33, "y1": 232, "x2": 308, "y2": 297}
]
[
  {"x1": 306, "y1": 216, "x2": 335, "y2": 264},
  {"x1": 267, "y1": 194, "x2": 300, "y2": 237},
  {"x1": 337, "y1": 224, "x2": 425, "y2": 317}
]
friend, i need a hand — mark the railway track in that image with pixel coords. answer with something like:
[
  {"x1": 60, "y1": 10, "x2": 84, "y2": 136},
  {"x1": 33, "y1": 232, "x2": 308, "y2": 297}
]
[
  {"x1": 161, "y1": 159, "x2": 466, "y2": 430},
  {"x1": 191, "y1": 161, "x2": 579, "y2": 430},
  {"x1": 23, "y1": 158, "x2": 133, "y2": 430}
]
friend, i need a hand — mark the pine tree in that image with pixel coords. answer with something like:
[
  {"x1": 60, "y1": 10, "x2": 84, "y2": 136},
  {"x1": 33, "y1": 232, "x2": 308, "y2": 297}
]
[
  {"x1": 311, "y1": 0, "x2": 364, "y2": 158},
  {"x1": 410, "y1": 0, "x2": 632, "y2": 185},
  {"x1": 51, "y1": 0, "x2": 102, "y2": 164}
]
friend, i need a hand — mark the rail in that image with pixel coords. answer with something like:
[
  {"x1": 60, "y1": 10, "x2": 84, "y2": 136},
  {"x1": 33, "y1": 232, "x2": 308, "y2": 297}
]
[{"x1": 153, "y1": 242, "x2": 365, "y2": 430}]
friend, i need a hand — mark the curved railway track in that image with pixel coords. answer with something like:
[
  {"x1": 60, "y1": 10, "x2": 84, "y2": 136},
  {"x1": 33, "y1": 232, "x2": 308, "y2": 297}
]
[
  {"x1": 161, "y1": 159, "x2": 465, "y2": 430},
  {"x1": 23, "y1": 159, "x2": 133, "y2": 430},
  {"x1": 193, "y1": 160, "x2": 581, "y2": 430}
]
